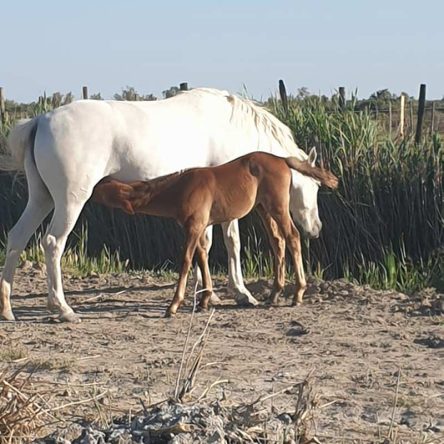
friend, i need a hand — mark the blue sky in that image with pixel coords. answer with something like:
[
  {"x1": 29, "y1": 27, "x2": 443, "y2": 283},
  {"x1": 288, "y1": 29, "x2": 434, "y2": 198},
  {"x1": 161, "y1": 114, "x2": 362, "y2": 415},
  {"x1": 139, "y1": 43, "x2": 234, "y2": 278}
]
[{"x1": 2, "y1": 0, "x2": 443, "y2": 102}]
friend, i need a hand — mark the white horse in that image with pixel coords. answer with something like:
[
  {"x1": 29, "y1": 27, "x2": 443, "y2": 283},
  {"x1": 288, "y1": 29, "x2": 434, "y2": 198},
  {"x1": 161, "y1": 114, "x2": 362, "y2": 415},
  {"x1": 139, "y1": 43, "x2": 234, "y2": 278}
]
[{"x1": 0, "y1": 88, "x2": 322, "y2": 322}]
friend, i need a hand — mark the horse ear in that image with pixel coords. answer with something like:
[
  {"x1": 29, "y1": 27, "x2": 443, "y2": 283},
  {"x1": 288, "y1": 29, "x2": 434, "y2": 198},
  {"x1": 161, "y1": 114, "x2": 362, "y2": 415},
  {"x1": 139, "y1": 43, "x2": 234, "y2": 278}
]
[{"x1": 308, "y1": 147, "x2": 317, "y2": 166}]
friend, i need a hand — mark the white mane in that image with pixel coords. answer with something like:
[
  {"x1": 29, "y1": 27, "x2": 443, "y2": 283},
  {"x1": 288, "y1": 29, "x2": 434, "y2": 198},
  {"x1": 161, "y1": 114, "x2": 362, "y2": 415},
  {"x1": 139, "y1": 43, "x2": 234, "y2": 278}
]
[{"x1": 183, "y1": 87, "x2": 308, "y2": 161}]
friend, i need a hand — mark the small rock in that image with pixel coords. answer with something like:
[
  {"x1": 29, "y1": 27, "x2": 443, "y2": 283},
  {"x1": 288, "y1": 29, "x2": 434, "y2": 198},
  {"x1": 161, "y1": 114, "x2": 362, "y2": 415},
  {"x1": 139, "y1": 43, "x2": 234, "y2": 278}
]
[
  {"x1": 319, "y1": 282, "x2": 330, "y2": 292},
  {"x1": 414, "y1": 335, "x2": 444, "y2": 349},
  {"x1": 277, "y1": 413, "x2": 293, "y2": 425}
]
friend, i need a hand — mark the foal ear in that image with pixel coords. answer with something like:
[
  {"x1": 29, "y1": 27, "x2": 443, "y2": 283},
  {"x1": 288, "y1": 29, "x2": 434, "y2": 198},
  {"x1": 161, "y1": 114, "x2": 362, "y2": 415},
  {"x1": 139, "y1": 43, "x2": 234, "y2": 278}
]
[{"x1": 308, "y1": 147, "x2": 317, "y2": 166}]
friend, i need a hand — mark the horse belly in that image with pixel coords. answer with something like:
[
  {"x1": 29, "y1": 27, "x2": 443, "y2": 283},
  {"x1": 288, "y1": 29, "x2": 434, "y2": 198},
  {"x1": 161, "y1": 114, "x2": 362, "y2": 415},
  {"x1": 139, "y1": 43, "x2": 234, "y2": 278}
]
[{"x1": 210, "y1": 185, "x2": 257, "y2": 224}]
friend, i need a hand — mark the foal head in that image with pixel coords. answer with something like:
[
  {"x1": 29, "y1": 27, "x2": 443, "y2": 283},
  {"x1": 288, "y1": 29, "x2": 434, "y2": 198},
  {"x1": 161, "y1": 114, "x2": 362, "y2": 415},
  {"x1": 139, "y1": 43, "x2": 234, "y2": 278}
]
[{"x1": 289, "y1": 147, "x2": 338, "y2": 239}]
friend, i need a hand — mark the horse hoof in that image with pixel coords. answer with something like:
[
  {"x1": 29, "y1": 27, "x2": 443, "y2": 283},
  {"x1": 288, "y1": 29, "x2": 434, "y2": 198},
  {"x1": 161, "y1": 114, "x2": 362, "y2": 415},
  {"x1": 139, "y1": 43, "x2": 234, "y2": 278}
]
[
  {"x1": 0, "y1": 310, "x2": 16, "y2": 321},
  {"x1": 209, "y1": 293, "x2": 221, "y2": 305},
  {"x1": 291, "y1": 301, "x2": 302, "y2": 307},
  {"x1": 164, "y1": 310, "x2": 176, "y2": 318},
  {"x1": 58, "y1": 311, "x2": 81, "y2": 323},
  {"x1": 234, "y1": 290, "x2": 259, "y2": 307}
]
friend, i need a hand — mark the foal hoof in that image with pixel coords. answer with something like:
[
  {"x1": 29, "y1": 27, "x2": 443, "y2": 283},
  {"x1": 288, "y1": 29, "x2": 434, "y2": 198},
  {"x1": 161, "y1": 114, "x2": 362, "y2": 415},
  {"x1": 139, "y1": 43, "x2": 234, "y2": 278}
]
[
  {"x1": 0, "y1": 310, "x2": 16, "y2": 321},
  {"x1": 58, "y1": 311, "x2": 81, "y2": 323},
  {"x1": 267, "y1": 289, "x2": 283, "y2": 306},
  {"x1": 209, "y1": 293, "x2": 221, "y2": 305}
]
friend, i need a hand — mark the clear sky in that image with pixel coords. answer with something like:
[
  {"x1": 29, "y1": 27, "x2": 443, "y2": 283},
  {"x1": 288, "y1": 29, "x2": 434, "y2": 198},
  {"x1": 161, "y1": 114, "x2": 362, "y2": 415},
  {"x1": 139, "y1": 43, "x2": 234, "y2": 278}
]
[{"x1": 2, "y1": 0, "x2": 443, "y2": 102}]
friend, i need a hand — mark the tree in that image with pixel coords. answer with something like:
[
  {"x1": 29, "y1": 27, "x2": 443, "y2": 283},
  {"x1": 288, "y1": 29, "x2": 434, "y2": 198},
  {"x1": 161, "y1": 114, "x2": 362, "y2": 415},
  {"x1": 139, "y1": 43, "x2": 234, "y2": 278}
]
[
  {"x1": 162, "y1": 86, "x2": 180, "y2": 99},
  {"x1": 296, "y1": 87, "x2": 310, "y2": 100},
  {"x1": 114, "y1": 86, "x2": 157, "y2": 101}
]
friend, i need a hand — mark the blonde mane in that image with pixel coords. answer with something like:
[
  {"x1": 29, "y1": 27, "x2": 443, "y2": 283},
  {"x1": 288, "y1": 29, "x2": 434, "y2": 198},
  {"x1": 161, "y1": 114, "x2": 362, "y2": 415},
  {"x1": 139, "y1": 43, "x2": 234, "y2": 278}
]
[
  {"x1": 285, "y1": 157, "x2": 339, "y2": 189},
  {"x1": 183, "y1": 88, "x2": 308, "y2": 161}
]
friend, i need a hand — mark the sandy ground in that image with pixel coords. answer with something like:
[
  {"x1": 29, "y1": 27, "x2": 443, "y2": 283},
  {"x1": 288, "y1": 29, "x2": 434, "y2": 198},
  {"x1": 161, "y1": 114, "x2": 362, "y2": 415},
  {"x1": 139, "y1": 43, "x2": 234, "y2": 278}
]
[{"x1": 0, "y1": 265, "x2": 443, "y2": 443}]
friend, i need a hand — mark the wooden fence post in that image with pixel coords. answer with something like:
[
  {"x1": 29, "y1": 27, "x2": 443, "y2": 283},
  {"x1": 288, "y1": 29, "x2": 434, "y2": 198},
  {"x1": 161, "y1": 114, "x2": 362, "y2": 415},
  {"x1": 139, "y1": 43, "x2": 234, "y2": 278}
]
[
  {"x1": 82, "y1": 86, "x2": 88, "y2": 99},
  {"x1": 415, "y1": 83, "x2": 426, "y2": 144},
  {"x1": 0, "y1": 87, "x2": 5, "y2": 126},
  {"x1": 338, "y1": 87, "x2": 346, "y2": 110},
  {"x1": 278, "y1": 79, "x2": 288, "y2": 115},
  {"x1": 399, "y1": 95, "x2": 405, "y2": 137},
  {"x1": 430, "y1": 101, "x2": 435, "y2": 134},
  {"x1": 388, "y1": 101, "x2": 392, "y2": 137},
  {"x1": 179, "y1": 82, "x2": 188, "y2": 91}
]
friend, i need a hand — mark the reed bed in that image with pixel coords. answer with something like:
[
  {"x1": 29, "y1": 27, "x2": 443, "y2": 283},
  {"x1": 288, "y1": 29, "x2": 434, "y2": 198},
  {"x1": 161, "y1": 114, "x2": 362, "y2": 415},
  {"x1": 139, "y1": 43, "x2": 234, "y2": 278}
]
[
  {"x1": 0, "y1": 93, "x2": 442, "y2": 292},
  {"x1": 270, "y1": 95, "x2": 443, "y2": 291}
]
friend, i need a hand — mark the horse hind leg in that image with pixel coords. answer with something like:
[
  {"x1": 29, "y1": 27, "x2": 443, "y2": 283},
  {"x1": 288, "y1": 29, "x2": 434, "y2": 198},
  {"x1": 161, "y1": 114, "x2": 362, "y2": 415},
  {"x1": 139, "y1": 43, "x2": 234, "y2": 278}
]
[
  {"x1": 0, "y1": 156, "x2": 54, "y2": 321},
  {"x1": 41, "y1": 194, "x2": 92, "y2": 322},
  {"x1": 221, "y1": 220, "x2": 258, "y2": 307}
]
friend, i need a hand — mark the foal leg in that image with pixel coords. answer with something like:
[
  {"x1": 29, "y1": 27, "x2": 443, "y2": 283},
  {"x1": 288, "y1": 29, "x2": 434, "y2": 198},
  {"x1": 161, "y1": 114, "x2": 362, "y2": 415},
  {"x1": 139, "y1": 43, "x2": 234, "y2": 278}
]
[
  {"x1": 0, "y1": 158, "x2": 53, "y2": 320},
  {"x1": 270, "y1": 209, "x2": 306, "y2": 306},
  {"x1": 194, "y1": 235, "x2": 213, "y2": 311},
  {"x1": 193, "y1": 226, "x2": 220, "y2": 304},
  {"x1": 166, "y1": 222, "x2": 204, "y2": 317},
  {"x1": 221, "y1": 220, "x2": 258, "y2": 307},
  {"x1": 256, "y1": 206, "x2": 286, "y2": 305}
]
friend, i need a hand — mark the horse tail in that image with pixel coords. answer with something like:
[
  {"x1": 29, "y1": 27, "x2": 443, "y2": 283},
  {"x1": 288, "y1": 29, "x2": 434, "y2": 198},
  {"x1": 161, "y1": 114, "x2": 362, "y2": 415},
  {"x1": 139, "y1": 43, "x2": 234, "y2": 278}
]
[
  {"x1": 285, "y1": 157, "x2": 339, "y2": 189},
  {"x1": 0, "y1": 118, "x2": 38, "y2": 171}
]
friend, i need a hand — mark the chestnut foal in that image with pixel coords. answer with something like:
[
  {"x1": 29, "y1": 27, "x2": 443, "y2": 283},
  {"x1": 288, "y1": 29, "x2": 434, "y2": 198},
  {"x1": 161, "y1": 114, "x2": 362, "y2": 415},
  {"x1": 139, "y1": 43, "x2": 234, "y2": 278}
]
[{"x1": 91, "y1": 151, "x2": 338, "y2": 316}]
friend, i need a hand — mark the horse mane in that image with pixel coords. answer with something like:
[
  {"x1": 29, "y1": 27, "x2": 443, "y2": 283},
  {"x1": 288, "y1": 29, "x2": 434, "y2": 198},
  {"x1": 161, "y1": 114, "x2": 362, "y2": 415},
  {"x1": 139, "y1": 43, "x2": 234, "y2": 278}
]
[
  {"x1": 128, "y1": 169, "x2": 190, "y2": 206},
  {"x1": 182, "y1": 88, "x2": 308, "y2": 161},
  {"x1": 143, "y1": 170, "x2": 184, "y2": 190},
  {"x1": 285, "y1": 157, "x2": 339, "y2": 189}
]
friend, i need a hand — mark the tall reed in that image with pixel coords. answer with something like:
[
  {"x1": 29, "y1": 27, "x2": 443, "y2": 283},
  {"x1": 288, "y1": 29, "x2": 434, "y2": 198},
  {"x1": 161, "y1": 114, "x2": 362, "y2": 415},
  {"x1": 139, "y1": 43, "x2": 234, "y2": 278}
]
[
  {"x1": 269, "y1": 95, "x2": 443, "y2": 287},
  {"x1": 0, "y1": 94, "x2": 442, "y2": 291}
]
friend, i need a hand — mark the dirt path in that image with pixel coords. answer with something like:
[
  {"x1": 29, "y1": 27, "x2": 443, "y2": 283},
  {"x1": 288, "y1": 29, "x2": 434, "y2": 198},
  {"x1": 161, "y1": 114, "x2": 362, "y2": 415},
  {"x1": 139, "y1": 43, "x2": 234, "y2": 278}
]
[{"x1": 0, "y1": 266, "x2": 443, "y2": 442}]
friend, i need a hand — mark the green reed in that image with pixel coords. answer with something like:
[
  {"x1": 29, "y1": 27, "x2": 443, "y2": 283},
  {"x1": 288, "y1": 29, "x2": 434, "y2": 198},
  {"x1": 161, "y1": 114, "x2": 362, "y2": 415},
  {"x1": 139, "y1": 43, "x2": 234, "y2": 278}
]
[
  {"x1": 0, "y1": 93, "x2": 442, "y2": 292},
  {"x1": 269, "y1": 95, "x2": 443, "y2": 290}
]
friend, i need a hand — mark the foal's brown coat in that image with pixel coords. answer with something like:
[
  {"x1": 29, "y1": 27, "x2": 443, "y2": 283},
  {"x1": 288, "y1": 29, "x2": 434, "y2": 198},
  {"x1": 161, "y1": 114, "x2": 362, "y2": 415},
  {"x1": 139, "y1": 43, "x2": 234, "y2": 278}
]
[{"x1": 92, "y1": 152, "x2": 338, "y2": 316}]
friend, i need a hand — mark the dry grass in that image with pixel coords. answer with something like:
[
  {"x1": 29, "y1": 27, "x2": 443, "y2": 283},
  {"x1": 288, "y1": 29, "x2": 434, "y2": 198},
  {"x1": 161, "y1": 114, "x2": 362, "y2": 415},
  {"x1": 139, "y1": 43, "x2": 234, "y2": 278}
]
[
  {"x1": 168, "y1": 290, "x2": 324, "y2": 442},
  {"x1": 26, "y1": 356, "x2": 77, "y2": 372},
  {"x1": 0, "y1": 346, "x2": 28, "y2": 363},
  {"x1": 0, "y1": 366, "x2": 109, "y2": 443},
  {"x1": 0, "y1": 367, "x2": 55, "y2": 442}
]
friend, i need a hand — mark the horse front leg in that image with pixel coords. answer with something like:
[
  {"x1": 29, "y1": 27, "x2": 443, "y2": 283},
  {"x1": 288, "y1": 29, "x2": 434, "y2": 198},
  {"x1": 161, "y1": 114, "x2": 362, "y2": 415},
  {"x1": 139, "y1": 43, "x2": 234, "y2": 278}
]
[
  {"x1": 194, "y1": 234, "x2": 214, "y2": 311},
  {"x1": 256, "y1": 206, "x2": 286, "y2": 305},
  {"x1": 221, "y1": 220, "x2": 258, "y2": 307},
  {"x1": 166, "y1": 224, "x2": 203, "y2": 317},
  {"x1": 272, "y1": 211, "x2": 306, "y2": 306},
  {"x1": 192, "y1": 226, "x2": 221, "y2": 305}
]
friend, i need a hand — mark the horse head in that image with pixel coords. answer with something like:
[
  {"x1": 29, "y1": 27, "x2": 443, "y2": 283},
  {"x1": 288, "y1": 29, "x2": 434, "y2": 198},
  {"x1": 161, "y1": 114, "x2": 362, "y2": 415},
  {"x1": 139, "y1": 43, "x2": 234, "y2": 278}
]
[{"x1": 288, "y1": 147, "x2": 338, "y2": 239}]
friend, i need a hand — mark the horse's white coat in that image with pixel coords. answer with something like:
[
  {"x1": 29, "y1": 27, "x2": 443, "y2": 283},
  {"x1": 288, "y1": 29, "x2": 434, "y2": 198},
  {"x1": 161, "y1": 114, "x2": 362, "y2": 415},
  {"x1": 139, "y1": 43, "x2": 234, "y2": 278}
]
[{"x1": 0, "y1": 88, "x2": 321, "y2": 321}]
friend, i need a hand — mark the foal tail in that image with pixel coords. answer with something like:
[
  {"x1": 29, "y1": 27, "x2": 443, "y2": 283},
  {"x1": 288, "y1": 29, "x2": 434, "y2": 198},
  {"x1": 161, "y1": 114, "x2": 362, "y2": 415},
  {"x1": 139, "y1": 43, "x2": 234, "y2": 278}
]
[
  {"x1": 285, "y1": 157, "x2": 339, "y2": 189},
  {"x1": 0, "y1": 118, "x2": 38, "y2": 171}
]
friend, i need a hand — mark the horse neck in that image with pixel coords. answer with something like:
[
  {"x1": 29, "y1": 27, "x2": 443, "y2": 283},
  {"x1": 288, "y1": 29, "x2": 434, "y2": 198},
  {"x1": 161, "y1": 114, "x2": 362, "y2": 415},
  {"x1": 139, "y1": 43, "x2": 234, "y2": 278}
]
[{"x1": 227, "y1": 94, "x2": 307, "y2": 160}]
